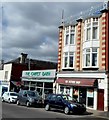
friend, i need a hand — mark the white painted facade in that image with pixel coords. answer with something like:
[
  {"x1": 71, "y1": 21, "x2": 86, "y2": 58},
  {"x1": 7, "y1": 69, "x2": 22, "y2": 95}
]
[
  {"x1": 57, "y1": 72, "x2": 108, "y2": 111},
  {"x1": 0, "y1": 63, "x2": 12, "y2": 97}
]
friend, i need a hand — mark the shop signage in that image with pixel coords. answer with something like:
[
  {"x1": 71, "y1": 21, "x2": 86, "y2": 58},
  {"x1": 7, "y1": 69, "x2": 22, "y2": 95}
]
[
  {"x1": 22, "y1": 69, "x2": 56, "y2": 79},
  {"x1": 65, "y1": 80, "x2": 81, "y2": 85}
]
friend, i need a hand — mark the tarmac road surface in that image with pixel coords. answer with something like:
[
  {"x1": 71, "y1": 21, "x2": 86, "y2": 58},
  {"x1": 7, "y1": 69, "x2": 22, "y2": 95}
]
[{"x1": 2, "y1": 102, "x2": 109, "y2": 120}]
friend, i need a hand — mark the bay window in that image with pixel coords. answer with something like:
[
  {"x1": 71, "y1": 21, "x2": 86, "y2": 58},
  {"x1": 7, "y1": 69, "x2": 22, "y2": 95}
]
[
  {"x1": 69, "y1": 52, "x2": 74, "y2": 67},
  {"x1": 85, "y1": 18, "x2": 98, "y2": 41},
  {"x1": 83, "y1": 48, "x2": 98, "y2": 67},
  {"x1": 70, "y1": 33, "x2": 74, "y2": 44},
  {"x1": 63, "y1": 52, "x2": 74, "y2": 68},
  {"x1": 86, "y1": 49, "x2": 90, "y2": 66},
  {"x1": 64, "y1": 52, "x2": 68, "y2": 67}
]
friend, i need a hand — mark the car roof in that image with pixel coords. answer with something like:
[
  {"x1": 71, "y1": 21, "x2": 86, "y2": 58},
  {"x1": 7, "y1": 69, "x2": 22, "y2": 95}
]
[
  {"x1": 48, "y1": 94, "x2": 69, "y2": 96},
  {"x1": 3, "y1": 92, "x2": 18, "y2": 94}
]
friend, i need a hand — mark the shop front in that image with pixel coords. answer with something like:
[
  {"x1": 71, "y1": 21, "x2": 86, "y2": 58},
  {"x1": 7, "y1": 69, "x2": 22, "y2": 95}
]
[
  {"x1": 56, "y1": 71, "x2": 109, "y2": 111},
  {"x1": 0, "y1": 81, "x2": 10, "y2": 97},
  {"x1": 21, "y1": 69, "x2": 56, "y2": 98},
  {"x1": 56, "y1": 78, "x2": 98, "y2": 109}
]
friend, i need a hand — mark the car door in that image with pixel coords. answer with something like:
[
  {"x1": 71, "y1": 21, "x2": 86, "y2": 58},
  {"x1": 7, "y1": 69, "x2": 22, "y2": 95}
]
[
  {"x1": 22, "y1": 92, "x2": 28, "y2": 105},
  {"x1": 19, "y1": 91, "x2": 26, "y2": 105},
  {"x1": 49, "y1": 95, "x2": 57, "y2": 108},
  {"x1": 55, "y1": 95, "x2": 65, "y2": 109}
]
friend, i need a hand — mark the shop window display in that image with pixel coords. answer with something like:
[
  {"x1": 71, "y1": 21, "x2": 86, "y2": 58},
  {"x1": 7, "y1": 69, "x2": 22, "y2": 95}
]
[
  {"x1": 60, "y1": 86, "x2": 64, "y2": 94},
  {"x1": 87, "y1": 89, "x2": 94, "y2": 108},
  {"x1": 73, "y1": 87, "x2": 79, "y2": 101},
  {"x1": 66, "y1": 87, "x2": 70, "y2": 95}
]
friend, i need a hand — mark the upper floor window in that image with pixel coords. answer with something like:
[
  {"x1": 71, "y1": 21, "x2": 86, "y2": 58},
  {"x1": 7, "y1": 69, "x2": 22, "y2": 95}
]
[
  {"x1": 70, "y1": 33, "x2": 74, "y2": 44},
  {"x1": 65, "y1": 26, "x2": 75, "y2": 46},
  {"x1": 65, "y1": 34, "x2": 69, "y2": 45},
  {"x1": 83, "y1": 47, "x2": 98, "y2": 67},
  {"x1": 85, "y1": 18, "x2": 99, "y2": 41},
  {"x1": 63, "y1": 52, "x2": 74, "y2": 68}
]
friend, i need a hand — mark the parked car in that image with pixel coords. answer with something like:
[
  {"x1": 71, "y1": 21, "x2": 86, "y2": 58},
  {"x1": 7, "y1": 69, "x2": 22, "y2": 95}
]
[
  {"x1": 2, "y1": 92, "x2": 18, "y2": 103},
  {"x1": 16, "y1": 90, "x2": 42, "y2": 107},
  {"x1": 44, "y1": 94, "x2": 86, "y2": 114}
]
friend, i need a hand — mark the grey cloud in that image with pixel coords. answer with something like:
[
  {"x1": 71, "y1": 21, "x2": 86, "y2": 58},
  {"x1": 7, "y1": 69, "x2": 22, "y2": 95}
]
[{"x1": 2, "y1": 2, "x2": 99, "y2": 62}]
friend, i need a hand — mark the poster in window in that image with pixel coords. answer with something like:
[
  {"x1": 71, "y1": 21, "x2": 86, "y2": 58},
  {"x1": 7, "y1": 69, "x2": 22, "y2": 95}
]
[
  {"x1": 73, "y1": 88, "x2": 78, "y2": 96},
  {"x1": 87, "y1": 89, "x2": 94, "y2": 98}
]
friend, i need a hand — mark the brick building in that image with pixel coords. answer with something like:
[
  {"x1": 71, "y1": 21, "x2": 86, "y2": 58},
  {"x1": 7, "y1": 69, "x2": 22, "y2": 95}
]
[
  {"x1": 0, "y1": 53, "x2": 57, "y2": 96},
  {"x1": 56, "y1": 2, "x2": 109, "y2": 111}
]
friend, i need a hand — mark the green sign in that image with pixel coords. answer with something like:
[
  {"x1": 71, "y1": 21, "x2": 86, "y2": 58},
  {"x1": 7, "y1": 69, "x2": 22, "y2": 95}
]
[{"x1": 22, "y1": 69, "x2": 56, "y2": 79}]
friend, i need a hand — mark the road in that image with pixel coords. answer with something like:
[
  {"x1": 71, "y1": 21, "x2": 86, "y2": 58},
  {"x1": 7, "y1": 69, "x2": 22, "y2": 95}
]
[{"x1": 2, "y1": 102, "x2": 108, "y2": 120}]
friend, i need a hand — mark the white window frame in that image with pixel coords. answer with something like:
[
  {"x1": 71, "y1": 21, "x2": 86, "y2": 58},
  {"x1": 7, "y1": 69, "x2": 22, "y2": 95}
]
[
  {"x1": 83, "y1": 47, "x2": 98, "y2": 68},
  {"x1": 85, "y1": 18, "x2": 99, "y2": 41},
  {"x1": 64, "y1": 26, "x2": 70, "y2": 46},
  {"x1": 70, "y1": 26, "x2": 75, "y2": 45},
  {"x1": 64, "y1": 26, "x2": 75, "y2": 46},
  {"x1": 63, "y1": 52, "x2": 75, "y2": 69}
]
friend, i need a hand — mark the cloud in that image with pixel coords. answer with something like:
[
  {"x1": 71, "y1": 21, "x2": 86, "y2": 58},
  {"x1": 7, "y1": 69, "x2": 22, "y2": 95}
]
[{"x1": 2, "y1": 2, "x2": 100, "y2": 62}]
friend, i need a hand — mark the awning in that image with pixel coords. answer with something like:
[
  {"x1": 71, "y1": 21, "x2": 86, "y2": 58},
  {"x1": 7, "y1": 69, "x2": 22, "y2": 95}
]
[
  {"x1": 11, "y1": 81, "x2": 24, "y2": 87},
  {"x1": 56, "y1": 78, "x2": 98, "y2": 87}
]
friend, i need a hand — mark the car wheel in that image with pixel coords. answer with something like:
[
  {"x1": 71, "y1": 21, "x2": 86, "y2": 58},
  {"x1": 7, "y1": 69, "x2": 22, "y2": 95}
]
[
  {"x1": 45, "y1": 104, "x2": 50, "y2": 111},
  {"x1": 26, "y1": 101, "x2": 30, "y2": 107},
  {"x1": 2, "y1": 97, "x2": 4, "y2": 102},
  {"x1": 64, "y1": 106, "x2": 70, "y2": 114},
  {"x1": 17, "y1": 100, "x2": 20, "y2": 105},
  {"x1": 8, "y1": 98, "x2": 11, "y2": 103}
]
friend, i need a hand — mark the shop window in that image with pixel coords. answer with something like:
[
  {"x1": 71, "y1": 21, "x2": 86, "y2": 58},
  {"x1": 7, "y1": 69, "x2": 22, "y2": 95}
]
[
  {"x1": 45, "y1": 83, "x2": 53, "y2": 88},
  {"x1": 73, "y1": 87, "x2": 79, "y2": 101},
  {"x1": 37, "y1": 88, "x2": 43, "y2": 95},
  {"x1": 79, "y1": 88, "x2": 86, "y2": 104},
  {"x1": 66, "y1": 87, "x2": 70, "y2": 95},
  {"x1": 37, "y1": 82, "x2": 43, "y2": 87},
  {"x1": 2, "y1": 86, "x2": 8, "y2": 95},
  {"x1": 87, "y1": 89, "x2": 94, "y2": 108},
  {"x1": 60, "y1": 86, "x2": 64, "y2": 94},
  {"x1": 30, "y1": 87, "x2": 35, "y2": 91}
]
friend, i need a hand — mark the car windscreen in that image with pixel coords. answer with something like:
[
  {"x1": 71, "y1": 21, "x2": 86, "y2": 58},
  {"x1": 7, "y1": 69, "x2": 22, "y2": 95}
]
[
  {"x1": 27, "y1": 91, "x2": 37, "y2": 97},
  {"x1": 62, "y1": 95, "x2": 75, "y2": 101},
  {"x1": 10, "y1": 93, "x2": 18, "y2": 96}
]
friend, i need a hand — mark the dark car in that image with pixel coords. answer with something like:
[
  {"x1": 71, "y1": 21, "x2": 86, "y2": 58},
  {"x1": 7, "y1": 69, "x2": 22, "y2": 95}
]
[
  {"x1": 44, "y1": 94, "x2": 86, "y2": 114},
  {"x1": 16, "y1": 90, "x2": 42, "y2": 107}
]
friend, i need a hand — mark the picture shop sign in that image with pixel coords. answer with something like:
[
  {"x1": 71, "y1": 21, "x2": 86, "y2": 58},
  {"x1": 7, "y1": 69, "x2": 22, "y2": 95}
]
[{"x1": 22, "y1": 69, "x2": 56, "y2": 79}]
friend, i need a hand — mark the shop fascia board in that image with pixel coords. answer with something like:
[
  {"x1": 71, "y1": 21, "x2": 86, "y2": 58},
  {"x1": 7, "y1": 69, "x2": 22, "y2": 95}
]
[
  {"x1": 57, "y1": 72, "x2": 106, "y2": 79},
  {"x1": 21, "y1": 76, "x2": 54, "y2": 79}
]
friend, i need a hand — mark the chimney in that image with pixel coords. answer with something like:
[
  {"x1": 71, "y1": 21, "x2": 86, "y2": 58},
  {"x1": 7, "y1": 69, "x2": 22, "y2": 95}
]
[{"x1": 20, "y1": 53, "x2": 28, "y2": 64}]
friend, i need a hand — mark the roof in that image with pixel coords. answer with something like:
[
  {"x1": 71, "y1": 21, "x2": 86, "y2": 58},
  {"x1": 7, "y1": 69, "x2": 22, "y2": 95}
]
[
  {"x1": 5, "y1": 57, "x2": 57, "y2": 69},
  {"x1": 62, "y1": 2, "x2": 109, "y2": 26}
]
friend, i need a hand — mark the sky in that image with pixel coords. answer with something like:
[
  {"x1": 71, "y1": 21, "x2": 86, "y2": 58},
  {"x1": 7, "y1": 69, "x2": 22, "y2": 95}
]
[{"x1": 0, "y1": 0, "x2": 105, "y2": 63}]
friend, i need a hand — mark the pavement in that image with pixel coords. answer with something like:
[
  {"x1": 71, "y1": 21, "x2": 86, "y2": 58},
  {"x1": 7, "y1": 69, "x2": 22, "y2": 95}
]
[{"x1": 87, "y1": 109, "x2": 109, "y2": 119}]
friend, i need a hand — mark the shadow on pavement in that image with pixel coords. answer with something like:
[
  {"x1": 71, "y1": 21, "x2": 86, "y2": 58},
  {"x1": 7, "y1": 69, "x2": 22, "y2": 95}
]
[{"x1": 46, "y1": 108, "x2": 93, "y2": 116}]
